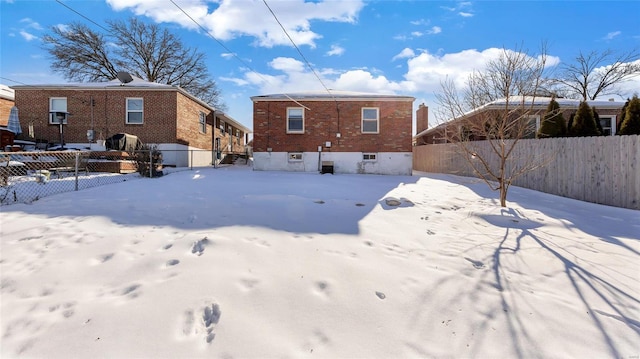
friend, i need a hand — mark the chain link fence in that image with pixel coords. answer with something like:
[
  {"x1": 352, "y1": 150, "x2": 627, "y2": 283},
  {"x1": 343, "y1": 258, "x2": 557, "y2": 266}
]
[
  {"x1": 0, "y1": 149, "x2": 251, "y2": 206},
  {"x1": 0, "y1": 150, "x2": 145, "y2": 205}
]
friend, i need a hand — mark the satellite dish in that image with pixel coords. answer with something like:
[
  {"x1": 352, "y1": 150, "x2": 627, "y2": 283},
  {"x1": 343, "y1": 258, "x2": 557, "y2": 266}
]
[{"x1": 116, "y1": 71, "x2": 133, "y2": 84}]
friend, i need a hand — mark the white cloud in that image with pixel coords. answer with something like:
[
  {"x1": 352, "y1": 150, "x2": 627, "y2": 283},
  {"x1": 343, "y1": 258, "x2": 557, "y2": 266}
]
[
  {"x1": 326, "y1": 45, "x2": 345, "y2": 57},
  {"x1": 603, "y1": 31, "x2": 621, "y2": 40},
  {"x1": 19, "y1": 31, "x2": 37, "y2": 41},
  {"x1": 19, "y1": 18, "x2": 43, "y2": 30},
  {"x1": 411, "y1": 31, "x2": 423, "y2": 38},
  {"x1": 392, "y1": 48, "x2": 416, "y2": 61},
  {"x1": 458, "y1": 12, "x2": 473, "y2": 17},
  {"x1": 410, "y1": 19, "x2": 429, "y2": 26},
  {"x1": 106, "y1": 0, "x2": 365, "y2": 48},
  {"x1": 428, "y1": 26, "x2": 442, "y2": 34},
  {"x1": 221, "y1": 53, "x2": 235, "y2": 60}
]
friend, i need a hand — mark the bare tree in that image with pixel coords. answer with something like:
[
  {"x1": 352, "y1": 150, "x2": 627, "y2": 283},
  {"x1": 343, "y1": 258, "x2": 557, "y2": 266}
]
[
  {"x1": 436, "y1": 46, "x2": 552, "y2": 207},
  {"x1": 42, "y1": 18, "x2": 225, "y2": 110},
  {"x1": 553, "y1": 48, "x2": 640, "y2": 101}
]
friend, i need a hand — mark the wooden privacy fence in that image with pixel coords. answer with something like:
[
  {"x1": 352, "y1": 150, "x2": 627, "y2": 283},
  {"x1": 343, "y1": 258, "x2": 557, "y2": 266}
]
[{"x1": 412, "y1": 135, "x2": 639, "y2": 210}]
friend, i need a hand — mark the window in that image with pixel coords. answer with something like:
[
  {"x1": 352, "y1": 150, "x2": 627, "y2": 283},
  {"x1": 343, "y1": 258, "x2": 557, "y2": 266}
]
[
  {"x1": 363, "y1": 153, "x2": 377, "y2": 161},
  {"x1": 288, "y1": 152, "x2": 303, "y2": 161},
  {"x1": 220, "y1": 121, "x2": 226, "y2": 135},
  {"x1": 362, "y1": 108, "x2": 379, "y2": 133},
  {"x1": 287, "y1": 108, "x2": 304, "y2": 133},
  {"x1": 199, "y1": 112, "x2": 206, "y2": 133},
  {"x1": 49, "y1": 97, "x2": 67, "y2": 124},
  {"x1": 599, "y1": 116, "x2": 616, "y2": 136},
  {"x1": 126, "y1": 98, "x2": 144, "y2": 124},
  {"x1": 523, "y1": 115, "x2": 540, "y2": 139}
]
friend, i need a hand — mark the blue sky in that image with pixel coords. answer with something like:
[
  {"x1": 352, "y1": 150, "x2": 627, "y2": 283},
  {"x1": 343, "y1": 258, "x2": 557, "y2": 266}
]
[{"x1": 1, "y1": 0, "x2": 639, "y2": 131}]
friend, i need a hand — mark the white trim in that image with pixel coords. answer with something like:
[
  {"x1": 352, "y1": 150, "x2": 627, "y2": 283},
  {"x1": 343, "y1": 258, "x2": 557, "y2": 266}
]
[
  {"x1": 363, "y1": 153, "x2": 377, "y2": 161},
  {"x1": 199, "y1": 111, "x2": 207, "y2": 133},
  {"x1": 361, "y1": 107, "x2": 379, "y2": 134},
  {"x1": 525, "y1": 115, "x2": 541, "y2": 139},
  {"x1": 126, "y1": 97, "x2": 144, "y2": 124},
  {"x1": 288, "y1": 152, "x2": 303, "y2": 161},
  {"x1": 49, "y1": 97, "x2": 67, "y2": 124},
  {"x1": 286, "y1": 107, "x2": 305, "y2": 134},
  {"x1": 599, "y1": 115, "x2": 616, "y2": 135}
]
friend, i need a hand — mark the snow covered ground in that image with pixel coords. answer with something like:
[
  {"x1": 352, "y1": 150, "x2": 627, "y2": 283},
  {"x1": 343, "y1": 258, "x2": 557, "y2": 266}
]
[{"x1": 1, "y1": 165, "x2": 639, "y2": 358}]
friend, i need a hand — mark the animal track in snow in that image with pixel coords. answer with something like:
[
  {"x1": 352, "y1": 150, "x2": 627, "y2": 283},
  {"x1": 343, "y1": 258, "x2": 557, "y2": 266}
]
[
  {"x1": 181, "y1": 302, "x2": 221, "y2": 344},
  {"x1": 464, "y1": 257, "x2": 485, "y2": 269},
  {"x1": 166, "y1": 259, "x2": 180, "y2": 267},
  {"x1": 191, "y1": 237, "x2": 210, "y2": 256}
]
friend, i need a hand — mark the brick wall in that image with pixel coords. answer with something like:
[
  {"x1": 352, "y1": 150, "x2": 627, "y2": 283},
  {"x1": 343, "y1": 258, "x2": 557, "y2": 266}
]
[
  {"x1": 253, "y1": 99, "x2": 413, "y2": 153},
  {"x1": 14, "y1": 88, "x2": 179, "y2": 145},
  {"x1": 416, "y1": 103, "x2": 429, "y2": 135}
]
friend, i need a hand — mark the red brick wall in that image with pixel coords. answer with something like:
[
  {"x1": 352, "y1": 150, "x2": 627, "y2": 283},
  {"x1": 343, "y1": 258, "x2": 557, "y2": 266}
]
[
  {"x1": 253, "y1": 99, "x2": 413, "y2": 153},
  {"x1": 14, "y1": 88, "x2": 178, "y2": 145},
  {"x1": 176, "y1": 92, "x2": 214, "y2": 149},
  {"x1": 416, "y1": 103, "x2": 429, "y2": 134}
]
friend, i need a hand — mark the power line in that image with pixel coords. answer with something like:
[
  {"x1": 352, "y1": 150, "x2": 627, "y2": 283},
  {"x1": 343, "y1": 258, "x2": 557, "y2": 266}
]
[
  {"x1": 262, "y1": 0, "x2": 335, "y2": 99},
  {"x1": 169, "y1": 0, "x2": 310, "y2": 109},
  {"x1": 55, "y1": 0, "x2": 111, "y2": 33}
]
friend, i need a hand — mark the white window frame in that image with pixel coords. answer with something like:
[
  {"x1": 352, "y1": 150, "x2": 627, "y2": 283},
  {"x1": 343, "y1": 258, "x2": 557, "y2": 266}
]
[
  {"x1": 287, "y1": 107, "x2": 304, "y2": 134},
  {"x1": 599, "y1": 115, "x2": 616, "y2": 136},
  {"x1": 126, "y1": 98, "x2": 144, "y2": 124},
  {"x1": 524, "y1": 115, "x2": 540, "y2": 139},
  {"x1": 49, "y1": 97, "x2": 68, "y2": 124},
  {"x1": 220, "y1": 121, "x2": 226, "y2": 135},
  {"x1": 199, "y1": 112, "x2": 207, "y2": 133},
  {"x1": 362, "y1": 107, "x2": 379, "y2": 134},
  {"x1": 288, "y1": 152, "x2": 303, "y2": 161},
  {"x1": 363, "y1": 153, "x2": 377, "y2": 161}
]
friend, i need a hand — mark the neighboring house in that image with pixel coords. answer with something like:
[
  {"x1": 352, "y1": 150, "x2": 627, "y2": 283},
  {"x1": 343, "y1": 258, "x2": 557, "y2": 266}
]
[
  {"x1": 0, "y1": 84, "x2": 16, "y2": 150},
  {"x1": 251, "y1": 91, "x2": 415, "y2": 175},
  {"x1": 414, "y1": 96, "x2": 625, "y2": 145},
  {"x1": 11, "y1": 77, "x2": 251, "y2": 166}
]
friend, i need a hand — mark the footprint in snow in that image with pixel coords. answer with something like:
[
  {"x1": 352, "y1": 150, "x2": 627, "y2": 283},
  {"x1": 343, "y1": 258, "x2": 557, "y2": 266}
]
[
  {"x1": 181, "y1": 302, "x2": 221, "y2": 344},
  {"x1": 191, "y1": 237, "x2": 210, "y2": 256}
]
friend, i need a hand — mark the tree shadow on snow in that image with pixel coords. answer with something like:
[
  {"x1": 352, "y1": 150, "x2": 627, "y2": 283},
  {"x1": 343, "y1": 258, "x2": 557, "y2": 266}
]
[
  {"x1": 486, "y1": 208, "x2": 639, "y2": 357},
  {"x1": 0, "y1": 167, "x2": 419, "y2": 235}
]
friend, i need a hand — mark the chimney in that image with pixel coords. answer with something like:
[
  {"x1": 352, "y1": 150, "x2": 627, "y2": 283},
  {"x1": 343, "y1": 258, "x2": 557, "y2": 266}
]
[{"x1": 416, "y1": 103, "x2": 429, "y2": 134}]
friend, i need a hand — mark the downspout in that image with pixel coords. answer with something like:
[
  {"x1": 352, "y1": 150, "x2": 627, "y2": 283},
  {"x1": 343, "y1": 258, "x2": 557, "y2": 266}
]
[{"x1": 212, "y1": 110, "x2": 216, "y2": 167}]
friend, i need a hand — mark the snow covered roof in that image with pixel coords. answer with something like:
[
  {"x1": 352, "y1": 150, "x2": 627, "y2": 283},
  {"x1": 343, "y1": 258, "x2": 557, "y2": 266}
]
[
  {"x1": 10, "y1": 77, "x2": 251, "y2": 133},
  {"x1": 0, "y1": 84, "x2": 15, "y2": 101},
  {"x1": 414, "y1": 96, "x2": 626, "y2": 139},
  {"x1": 251, "y1": 90, "x2": 415, "y2": 102}
]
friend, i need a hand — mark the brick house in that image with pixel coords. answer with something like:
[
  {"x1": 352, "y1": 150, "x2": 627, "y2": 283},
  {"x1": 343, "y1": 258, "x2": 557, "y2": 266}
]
[
  {"x1": 0, "y1": 84, "x2": 16, "y2": 149},
  {"x1": 251, "y1": 91, "x2": 414, "y2": 175},
  {"x1": 11, "y1": 77, "x2": 250, "y2": 166},
  {"x1": 414, "y1": 96, "x2": 625, "y2": 145}
]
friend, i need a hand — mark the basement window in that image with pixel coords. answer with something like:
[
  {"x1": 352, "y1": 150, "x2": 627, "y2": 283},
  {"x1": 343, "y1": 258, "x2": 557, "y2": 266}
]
[
  {"x1": 363, "y1": 153, "x2": 377, "y2": 161},
  {"x1": 288, "y1": 152, "x2": 303, "y2": 161}
]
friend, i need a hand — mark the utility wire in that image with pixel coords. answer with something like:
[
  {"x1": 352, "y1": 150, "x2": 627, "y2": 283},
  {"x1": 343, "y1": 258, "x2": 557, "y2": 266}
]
[
  {"x1": 169, "y1": 0, "x2": 310, "y2": 110},
  {"x1": 262, "y1": 0, "x2": 341, "y2": 138},
  {"x1": 262, "y1": 0, "x2": 335, "y2": 99},
  {"x1": 55, "y1": 0, "x2": 111, "y2": 33}
]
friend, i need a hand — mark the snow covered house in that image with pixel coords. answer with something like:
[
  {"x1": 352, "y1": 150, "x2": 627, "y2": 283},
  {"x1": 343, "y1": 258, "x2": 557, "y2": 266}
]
[
  {"x1": 414, "y1": 96, "x2": 625, "y2": 145},
  {"x1": 11, "y1": 77, "x2": 251, "y2": 166},
  {"x1": 0, "y1": 84, "x2": 17, "y2": 150},
  {"x1": 251, "y1": 91, "x2": 415, "y2": 175}
]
